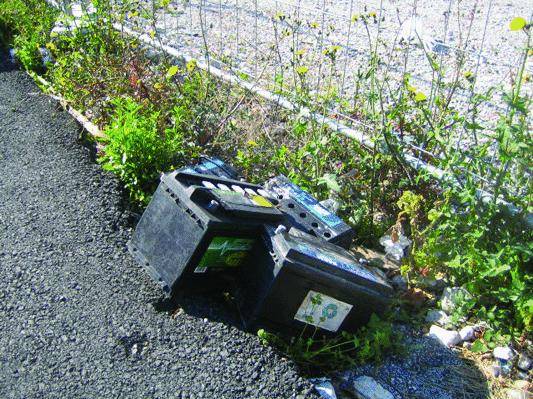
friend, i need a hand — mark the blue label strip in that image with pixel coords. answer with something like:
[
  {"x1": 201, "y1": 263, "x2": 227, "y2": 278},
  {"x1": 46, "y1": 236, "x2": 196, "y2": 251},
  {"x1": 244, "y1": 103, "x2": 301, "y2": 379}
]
[
  {"x1": 280, "y1": 182, "x2": 343, "y2": 228},
  {"x1": 293, "y1": 241, "x2": 380, "y2": 283}
]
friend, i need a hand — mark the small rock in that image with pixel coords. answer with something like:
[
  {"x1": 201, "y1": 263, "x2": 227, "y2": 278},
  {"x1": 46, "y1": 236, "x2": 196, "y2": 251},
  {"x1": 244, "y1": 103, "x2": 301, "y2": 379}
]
[
  {"x1": 459, "y1": 326, "x2": 476, "y2": 342},
  {"x1": 506, "y1": 388, "x2": 529, "y2": 399},
  {"x1": 518, "y1": 353, "x2": 532, "y2": 371},
  {"x1": 350, "y1": 376, "x2": 394, "y2": 399},
  {"x1": 310, "y1": 377, "x2": 337, "y2": 399},
  {"x1": 425, "y1": 309, "x2": 450, "y2": 326},
  {"x1": 391, "y1": 275, "x2": 408, "y2": 291},
  {"x1": 494, "y1": 346, "x2": 516, "y2": 362},
  {"x1": 428, "y1": 325, "x2": 462, "y2": 347},
  {"x1": 440, "y1": 287, "x2": 472, "y2": 314}
]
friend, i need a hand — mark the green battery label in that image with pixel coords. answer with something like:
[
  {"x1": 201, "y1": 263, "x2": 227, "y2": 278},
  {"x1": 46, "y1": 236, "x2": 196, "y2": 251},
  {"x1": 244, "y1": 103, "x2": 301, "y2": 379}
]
[{"x1": 194, "y1": 236, "x2": 255, "y2": 273}]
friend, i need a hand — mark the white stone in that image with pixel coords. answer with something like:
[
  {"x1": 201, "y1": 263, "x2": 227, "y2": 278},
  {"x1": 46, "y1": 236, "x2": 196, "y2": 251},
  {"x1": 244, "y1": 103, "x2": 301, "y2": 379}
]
[
  {"x1": 506, "y1": 388, "x2": 528, "y2": 399},
  {"x1": 425, "y1": 309, "x2": 450, "y2": 326},
  {"x1": 459, "y1": 326, "x2": 476, "y2": 342},
  {"x1": 493, "y1": 346, "x2": 516, "y2": 362},
  {"x1": 428, "y1": 325, "x2": 462, "y2": 347},
  {"x1": 351, "y1": 376, "x2": 394, "y2": 399},
  {"x1": 440, "y1": 287, "x2": 472, "y2": 314},
  {"x1": 311, "y1": 378, "x2": 337, "y2": 399}
]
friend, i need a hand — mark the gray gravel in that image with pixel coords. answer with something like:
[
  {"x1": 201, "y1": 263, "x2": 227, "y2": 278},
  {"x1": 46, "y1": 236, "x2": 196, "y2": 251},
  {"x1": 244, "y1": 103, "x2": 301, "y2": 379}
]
[
  {"x1": 338, "y1": 325, "x2": 490, "y2": 399},
  {"x1": 0, "y1": 54, "x2": 317, "y2": 399}
]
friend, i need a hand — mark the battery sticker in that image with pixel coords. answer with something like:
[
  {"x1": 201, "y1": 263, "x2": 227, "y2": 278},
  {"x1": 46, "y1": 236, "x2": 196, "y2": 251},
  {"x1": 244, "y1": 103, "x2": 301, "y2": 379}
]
[
  {"x1": 251, "y1": 195, "x2": 274, "y2": 208},
  {"x1": 294, "y1": 291, "x2": 353, "y2": 332},
  {"x1": 212, "y1": 189, "x2": 254, "y2": 205},
  {"x1": 292, "y1": 241, "x2": 381, "y2": 283},
  {"x1": 195, "y1": 236, "x2": 255, "y2": 272},
  {"x1": 212, "y1": 189, "x2": 273, "y2": 208},
  {"x1": 277, "y1": 182, "x2": 343, "y2": 228}
]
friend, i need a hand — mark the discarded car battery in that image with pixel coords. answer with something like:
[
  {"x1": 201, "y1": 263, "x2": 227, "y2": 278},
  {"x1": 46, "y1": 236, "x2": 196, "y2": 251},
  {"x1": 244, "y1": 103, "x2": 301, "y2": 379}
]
[
  {"x1": 263, "y1": 175, "x2": 355, "y2": 249},
  {"x1": 180, "y1": 156, "x2": 240, "y2": 180},
  {"x1": 128, "y1": 170, "x2": 284, "y2": 295},
  {"x1": 240, "y1": 226, "x2": 393, "y2": 334}
]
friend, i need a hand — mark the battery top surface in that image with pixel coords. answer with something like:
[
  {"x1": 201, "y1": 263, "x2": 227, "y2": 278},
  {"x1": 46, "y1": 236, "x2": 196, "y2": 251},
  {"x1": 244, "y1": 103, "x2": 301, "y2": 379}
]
[
  {"x1": 271, "y1": 228, "x2": 392, "y2": 295},
  {"x1": 160, "y1": 171, "x2": 284, "y2": 223},
  {"x1": 264, "y1": 175, "x2": 347, "y2": 229},
  {"x1": 194, "y1": 187, "x2": 284, "y2": 221}
]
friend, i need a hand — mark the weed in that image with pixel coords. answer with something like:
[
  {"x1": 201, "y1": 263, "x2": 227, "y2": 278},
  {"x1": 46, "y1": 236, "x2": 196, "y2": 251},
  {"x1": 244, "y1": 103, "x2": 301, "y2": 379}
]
[
  {"x1": 0, "y1": 0, "x2": 57, "y2": 71},
  {"x1": 99, "y1": 97, "x2": 200, "y2": 205},
  {"x1": 258, "y1": 313, "x2": 400, "y2": 374}
]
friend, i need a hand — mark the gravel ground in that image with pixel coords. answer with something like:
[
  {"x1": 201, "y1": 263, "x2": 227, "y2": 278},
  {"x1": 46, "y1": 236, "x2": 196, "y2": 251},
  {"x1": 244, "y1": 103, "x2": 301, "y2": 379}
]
[
  {"x1": 338, "y1": 325, "x2": 491, "y2": 399},
  {"x1": 0, "y1": 54, "x2": 317, "y2": 399}
]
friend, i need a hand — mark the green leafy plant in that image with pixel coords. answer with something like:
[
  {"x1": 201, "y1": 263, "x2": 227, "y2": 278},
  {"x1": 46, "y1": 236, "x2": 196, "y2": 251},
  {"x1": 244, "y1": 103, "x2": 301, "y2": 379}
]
[
  {"x1": 258, "y1": 313, "x2": 399, "y2": 374},
  {"x1": 99, "y1": 97, "x2": 200, "y2": 204},
  {"x1": 409, "y1": 18, "x2": 532, "y2": 338},
  {"x1": 0, "y1": 0, "x2": 57, "y2": 71}
]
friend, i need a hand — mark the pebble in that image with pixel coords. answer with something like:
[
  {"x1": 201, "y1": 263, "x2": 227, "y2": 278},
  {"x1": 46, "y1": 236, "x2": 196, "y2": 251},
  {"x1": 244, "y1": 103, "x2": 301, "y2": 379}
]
[
  {"x1": 458, "y1": 326, "x2": 475, "y2": 342},
  {"x1": 462, "y1": 341, "x2": 472, "y2": 350},
  {"x1": 428, "y1": 325, "x2": 462, "y2": 347},
  {"x1": 350, "y1": 376, "x2": 394, "y2": 399},
  {"x1": 493, "y1": 346, "x2": 516, "y2": 362},
  {"x1": 506, "y1": 388, "x2": 529, "y2": 399}
]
